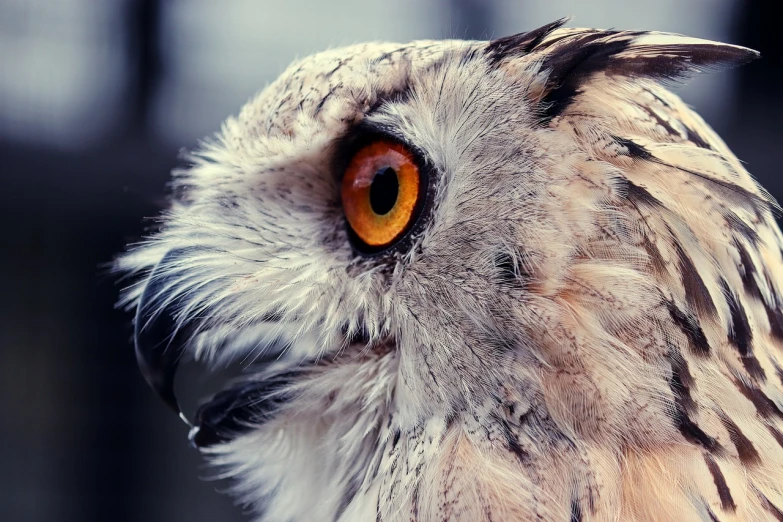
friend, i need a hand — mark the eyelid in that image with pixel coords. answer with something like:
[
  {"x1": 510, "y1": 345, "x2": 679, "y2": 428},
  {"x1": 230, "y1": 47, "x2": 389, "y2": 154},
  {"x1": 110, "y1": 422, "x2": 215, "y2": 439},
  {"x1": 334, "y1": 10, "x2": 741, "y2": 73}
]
[{"x1": 335, "y1": 122, "x2": 419, "y2": 176}]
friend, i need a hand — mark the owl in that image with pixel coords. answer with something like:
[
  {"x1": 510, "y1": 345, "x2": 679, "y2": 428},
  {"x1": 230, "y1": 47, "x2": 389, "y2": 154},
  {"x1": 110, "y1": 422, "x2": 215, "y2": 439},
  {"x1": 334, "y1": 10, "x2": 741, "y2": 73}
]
[{"x1": 117, "y1": 18, "x2": 783, "y2": 522}]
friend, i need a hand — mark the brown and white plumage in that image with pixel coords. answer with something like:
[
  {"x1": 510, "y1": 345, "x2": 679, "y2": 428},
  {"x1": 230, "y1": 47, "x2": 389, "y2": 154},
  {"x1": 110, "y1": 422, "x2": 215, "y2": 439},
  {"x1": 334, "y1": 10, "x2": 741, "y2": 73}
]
[{"x1": 117, "y1": 19, "x2": 783, "y2": 521}]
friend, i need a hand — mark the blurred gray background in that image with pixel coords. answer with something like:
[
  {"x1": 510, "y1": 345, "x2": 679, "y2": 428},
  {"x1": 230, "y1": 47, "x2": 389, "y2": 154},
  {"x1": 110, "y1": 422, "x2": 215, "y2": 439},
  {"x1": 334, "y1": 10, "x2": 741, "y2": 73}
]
[{"x1": 0, "y1": 1, "x2": 780, "y2": 521}]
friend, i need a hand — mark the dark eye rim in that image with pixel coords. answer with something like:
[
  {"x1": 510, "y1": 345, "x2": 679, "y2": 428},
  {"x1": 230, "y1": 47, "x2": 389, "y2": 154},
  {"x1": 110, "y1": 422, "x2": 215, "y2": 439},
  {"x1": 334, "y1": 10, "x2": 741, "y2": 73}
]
[{"x1": 336, "y1": 125, "x2": 436, "y2": 257}]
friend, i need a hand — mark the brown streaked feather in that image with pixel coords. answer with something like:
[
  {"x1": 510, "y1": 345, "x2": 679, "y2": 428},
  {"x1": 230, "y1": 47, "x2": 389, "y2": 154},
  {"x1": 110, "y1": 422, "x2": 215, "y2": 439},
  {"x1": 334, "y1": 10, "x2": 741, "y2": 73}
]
[{"x1": 510, "y1": 24, "x2": 783, "y2": 521}]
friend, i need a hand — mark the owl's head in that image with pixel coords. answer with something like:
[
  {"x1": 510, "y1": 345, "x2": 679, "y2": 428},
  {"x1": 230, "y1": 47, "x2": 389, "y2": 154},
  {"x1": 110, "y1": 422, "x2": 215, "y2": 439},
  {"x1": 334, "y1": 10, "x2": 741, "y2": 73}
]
[{"x1": 118, "y1": 21, "x2": 775, "y2": 515}]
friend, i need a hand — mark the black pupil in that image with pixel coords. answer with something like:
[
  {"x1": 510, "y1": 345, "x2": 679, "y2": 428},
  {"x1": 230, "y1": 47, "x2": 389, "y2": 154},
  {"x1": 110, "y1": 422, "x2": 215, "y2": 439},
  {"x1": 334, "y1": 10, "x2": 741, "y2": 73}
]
[{"x1": 369, "y1": 167, "x2": 399, "y2": 215}]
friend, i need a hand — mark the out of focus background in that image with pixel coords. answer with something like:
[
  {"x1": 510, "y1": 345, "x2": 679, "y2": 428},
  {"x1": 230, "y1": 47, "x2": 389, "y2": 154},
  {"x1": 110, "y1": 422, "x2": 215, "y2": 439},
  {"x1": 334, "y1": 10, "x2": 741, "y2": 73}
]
[{"x1": 0, "y1": 1, "x2": 780, "y2": 521}]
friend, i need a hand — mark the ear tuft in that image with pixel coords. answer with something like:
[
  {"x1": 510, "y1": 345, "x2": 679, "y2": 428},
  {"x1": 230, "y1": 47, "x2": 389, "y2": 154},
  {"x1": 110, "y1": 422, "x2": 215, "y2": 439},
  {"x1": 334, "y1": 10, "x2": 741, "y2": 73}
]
[
  {"x1": 589, "y1": 33, "x2": 760, "y2": 81},
  {"x1": 485, "y1": 17, "x2": 570, "y2": 65},
  {"x1": 486, "y1": 23, "x2": 759, "y2": 121}
]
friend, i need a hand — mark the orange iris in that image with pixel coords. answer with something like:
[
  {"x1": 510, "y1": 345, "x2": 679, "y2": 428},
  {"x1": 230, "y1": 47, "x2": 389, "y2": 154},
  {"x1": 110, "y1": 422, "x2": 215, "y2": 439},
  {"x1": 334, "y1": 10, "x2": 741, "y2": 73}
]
[{"x1": 342, "y1": 140, "x2": 420, "y2": 247}]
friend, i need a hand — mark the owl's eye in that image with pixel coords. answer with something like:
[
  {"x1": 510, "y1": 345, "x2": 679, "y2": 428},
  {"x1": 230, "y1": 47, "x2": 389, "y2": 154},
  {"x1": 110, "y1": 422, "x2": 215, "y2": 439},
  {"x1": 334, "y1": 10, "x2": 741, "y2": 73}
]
[{"x1": 341, "y1": 139, "x2": 423, "y2": 251}]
